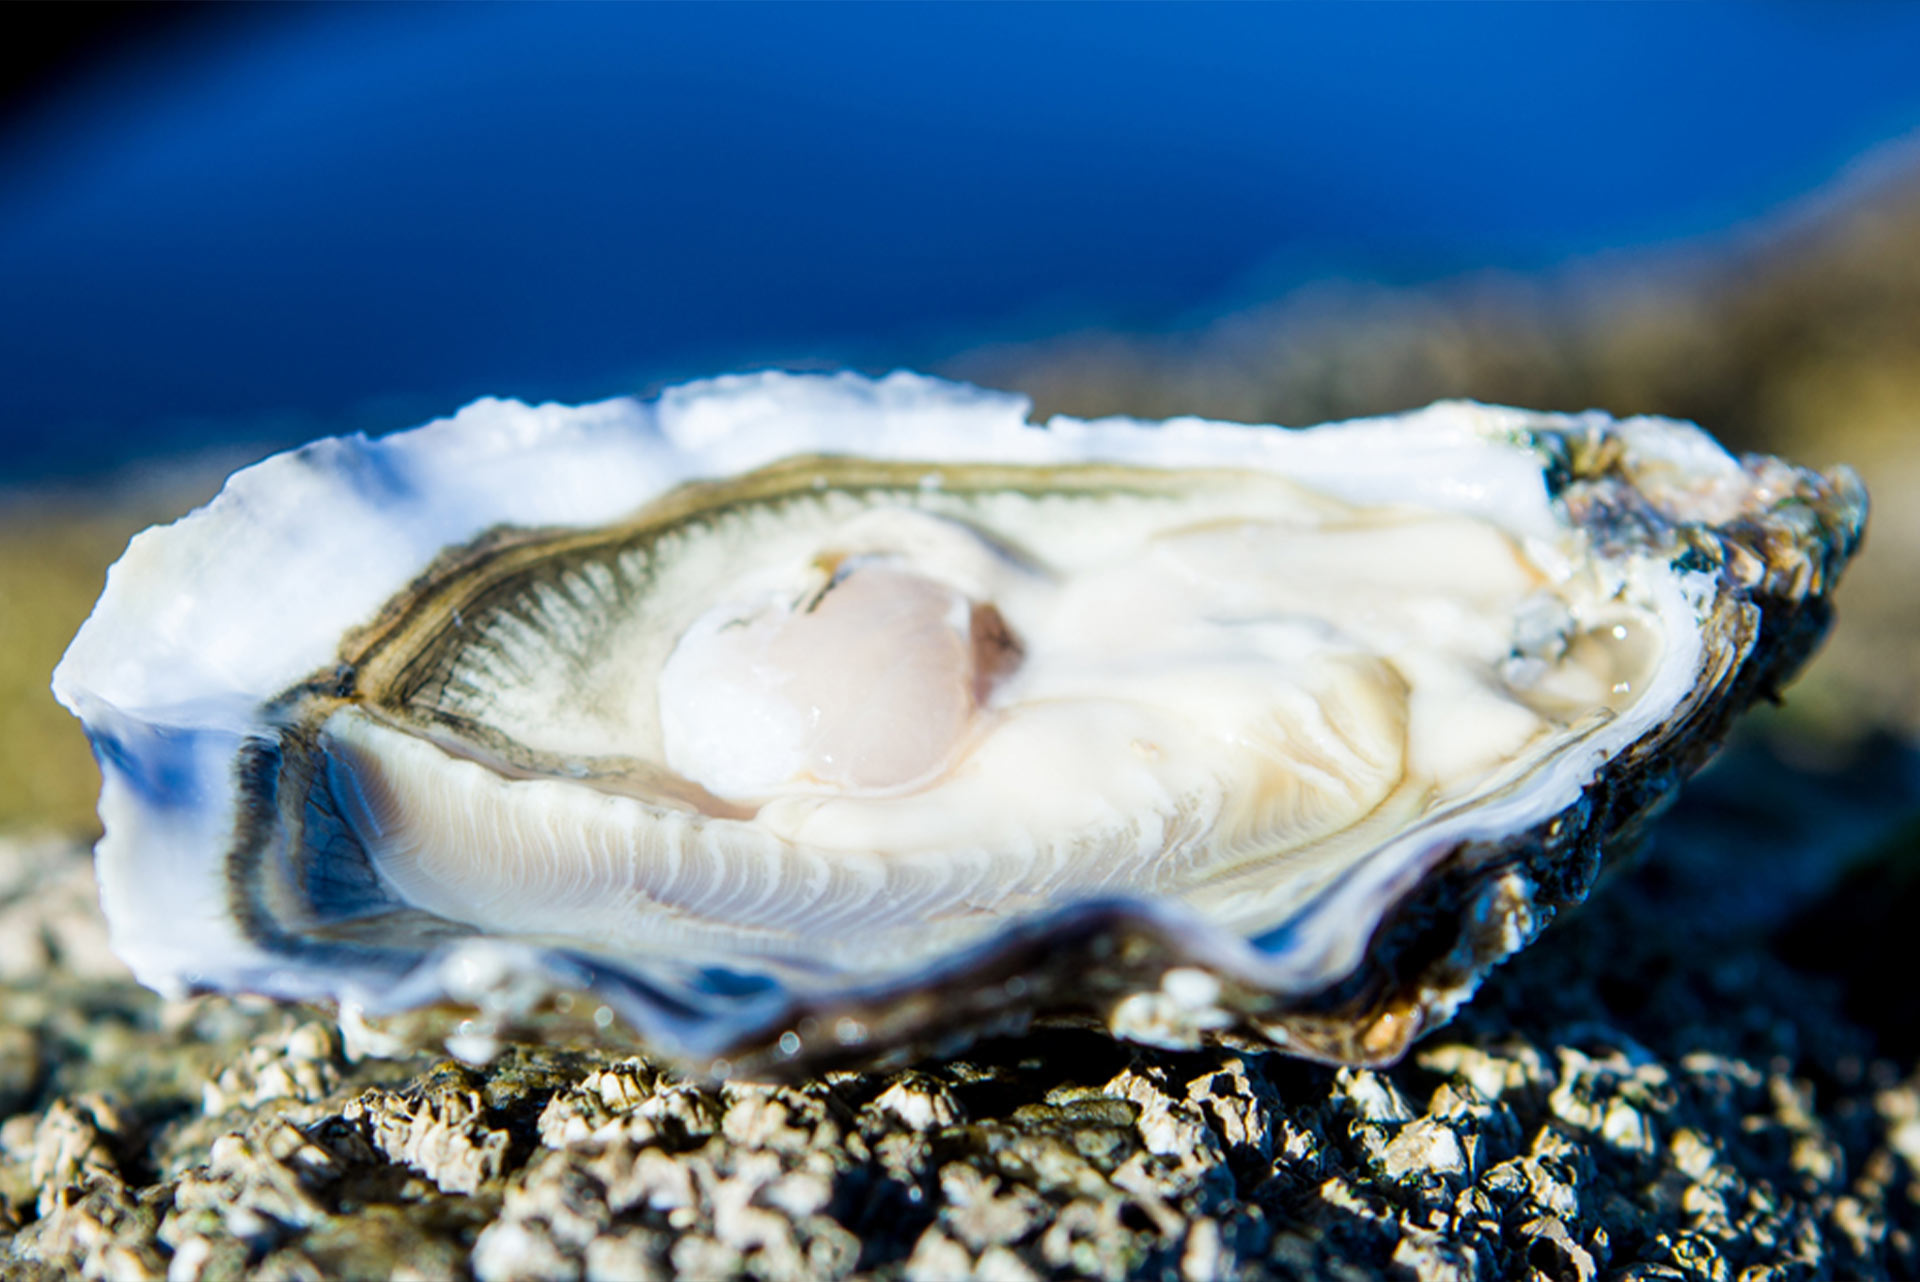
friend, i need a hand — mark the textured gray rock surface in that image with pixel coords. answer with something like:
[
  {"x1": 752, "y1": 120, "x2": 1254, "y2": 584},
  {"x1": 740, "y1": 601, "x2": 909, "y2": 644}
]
[{"x1": 2, "y1": 735, "x2": 1919, "y2": 1280}]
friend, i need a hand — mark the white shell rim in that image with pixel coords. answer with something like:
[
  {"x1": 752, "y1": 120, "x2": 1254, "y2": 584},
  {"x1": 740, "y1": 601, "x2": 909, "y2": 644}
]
[{"x1": 50, "y1": 371, "x2": 1863, "y2": 1065}]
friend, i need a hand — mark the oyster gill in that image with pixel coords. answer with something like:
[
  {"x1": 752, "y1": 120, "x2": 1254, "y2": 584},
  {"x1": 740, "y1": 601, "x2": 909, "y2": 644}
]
[{"x1": 53, "y1": 373, "x2": 1863, "y2": 1070}]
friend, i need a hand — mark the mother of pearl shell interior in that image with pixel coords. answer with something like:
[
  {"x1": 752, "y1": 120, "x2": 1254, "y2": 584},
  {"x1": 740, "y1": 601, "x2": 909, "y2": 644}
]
[{"x1": 321, "y1": 456, "x2": 1658, "y2": 976}]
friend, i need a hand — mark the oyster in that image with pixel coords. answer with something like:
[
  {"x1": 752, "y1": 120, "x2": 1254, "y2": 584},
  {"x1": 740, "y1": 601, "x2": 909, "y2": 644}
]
[{"x1": 53, "y1": 373, "x2": 1863, "y2": 1071}]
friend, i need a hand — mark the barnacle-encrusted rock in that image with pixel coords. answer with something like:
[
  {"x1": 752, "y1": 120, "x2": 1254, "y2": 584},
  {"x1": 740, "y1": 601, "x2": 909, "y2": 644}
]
[{"x1": 4, "y1": 799, "x2": 1920, "y2": 1280}]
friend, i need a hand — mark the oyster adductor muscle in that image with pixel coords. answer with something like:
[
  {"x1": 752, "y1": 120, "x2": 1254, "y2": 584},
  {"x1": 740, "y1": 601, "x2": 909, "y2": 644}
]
[{"x1": 53, "y1": 373, "x2": 1865, "y2": 1071}]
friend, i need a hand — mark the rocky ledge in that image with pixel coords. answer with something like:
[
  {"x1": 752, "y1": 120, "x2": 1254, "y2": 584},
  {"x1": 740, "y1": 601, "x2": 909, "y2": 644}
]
[{"x1": 2, "y1": 734, "x2": 1918, "y2": 1281}]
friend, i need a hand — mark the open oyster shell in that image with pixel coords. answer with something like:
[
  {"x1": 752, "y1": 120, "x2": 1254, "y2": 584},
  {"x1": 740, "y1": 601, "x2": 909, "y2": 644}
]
[{"x1": 53, "y1": 373, "x2": 1863, "y2": 1072}]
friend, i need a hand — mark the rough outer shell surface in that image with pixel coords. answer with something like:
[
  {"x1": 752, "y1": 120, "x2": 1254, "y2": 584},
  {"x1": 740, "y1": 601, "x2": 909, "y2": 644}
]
[{"x1": 52, "y1": 372, "x2": 1865, "y2": 1073}]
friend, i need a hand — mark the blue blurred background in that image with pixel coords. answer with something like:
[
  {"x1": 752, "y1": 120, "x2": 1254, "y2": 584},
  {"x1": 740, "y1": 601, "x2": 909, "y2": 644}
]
[{"x1": 5, "y1": 2, "x2": 1920, "y2": 481}]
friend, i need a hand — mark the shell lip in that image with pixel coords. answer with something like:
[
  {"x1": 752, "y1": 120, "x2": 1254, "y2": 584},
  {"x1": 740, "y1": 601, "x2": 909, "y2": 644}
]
[{"x1": 50, "y1": 372, "x2": 1869, "y2": 1072}]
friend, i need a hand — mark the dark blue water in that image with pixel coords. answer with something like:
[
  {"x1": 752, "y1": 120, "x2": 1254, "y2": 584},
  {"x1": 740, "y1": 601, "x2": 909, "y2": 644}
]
[{"x1": 4, "y1": 3, "x2": 1920, "y2": 481}]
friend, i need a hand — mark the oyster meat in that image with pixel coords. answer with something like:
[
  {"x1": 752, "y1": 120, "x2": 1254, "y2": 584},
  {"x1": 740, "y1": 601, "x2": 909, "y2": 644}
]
[{"x1": 53, "y1": 373, "x2": 1864, "y2": 1070}]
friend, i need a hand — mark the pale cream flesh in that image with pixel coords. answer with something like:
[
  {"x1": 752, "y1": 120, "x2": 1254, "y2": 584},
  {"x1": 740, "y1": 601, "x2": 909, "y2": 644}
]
[{"x1": 326, "y1": 474, "x2": 1660, "y2": 962}]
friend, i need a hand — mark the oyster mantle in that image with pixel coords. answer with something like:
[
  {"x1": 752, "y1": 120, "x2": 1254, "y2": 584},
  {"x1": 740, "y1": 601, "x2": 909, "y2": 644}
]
[{"x1": 52, "y1": 373, "x2": 1864, "y2": 1071}]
